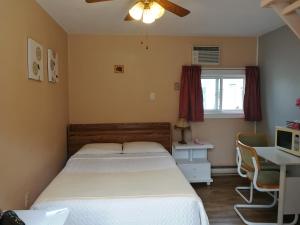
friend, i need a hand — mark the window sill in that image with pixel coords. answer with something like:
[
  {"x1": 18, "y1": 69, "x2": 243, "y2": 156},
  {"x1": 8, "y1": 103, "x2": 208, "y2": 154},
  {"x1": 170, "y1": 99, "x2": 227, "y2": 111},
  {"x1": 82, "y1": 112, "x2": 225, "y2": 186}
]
[{"x1": 204, "y1": 113, "x2": 244, "y2": 119}]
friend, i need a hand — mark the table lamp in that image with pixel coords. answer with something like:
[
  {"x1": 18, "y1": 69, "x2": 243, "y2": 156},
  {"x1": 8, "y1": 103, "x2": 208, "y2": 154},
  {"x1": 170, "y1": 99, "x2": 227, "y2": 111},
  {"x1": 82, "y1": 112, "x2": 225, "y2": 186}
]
[{"x1": 175, "y1": 118, "x2": 190, "y2": 144}]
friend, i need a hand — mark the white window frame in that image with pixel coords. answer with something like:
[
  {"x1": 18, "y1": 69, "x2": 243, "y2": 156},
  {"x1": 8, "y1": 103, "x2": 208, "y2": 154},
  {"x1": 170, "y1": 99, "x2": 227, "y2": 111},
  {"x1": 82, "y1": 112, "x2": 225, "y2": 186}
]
[{"x1": 201, "y1": 69, "x2": 245, "y2": 119}]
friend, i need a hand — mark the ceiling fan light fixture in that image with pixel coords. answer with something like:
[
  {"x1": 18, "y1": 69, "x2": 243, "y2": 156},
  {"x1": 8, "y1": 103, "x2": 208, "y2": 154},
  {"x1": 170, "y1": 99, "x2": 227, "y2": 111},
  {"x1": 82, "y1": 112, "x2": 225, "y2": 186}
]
[
  {"x1": 129, "y1": 1, "x2": 144, "y2": 21},
  {"x1": 142, "y1": 7, "x2": 156, "y2": 24},
  {"x1": 150, "y1": 2, "x2": 165, "y2": 19}
]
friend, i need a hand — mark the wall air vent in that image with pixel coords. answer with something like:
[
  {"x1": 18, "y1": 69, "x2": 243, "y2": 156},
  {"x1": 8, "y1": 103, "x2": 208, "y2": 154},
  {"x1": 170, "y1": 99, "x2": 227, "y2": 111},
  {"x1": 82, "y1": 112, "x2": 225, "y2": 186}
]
[{"x1": 192, "y1": 46, "x2": 220, "y2": 65}]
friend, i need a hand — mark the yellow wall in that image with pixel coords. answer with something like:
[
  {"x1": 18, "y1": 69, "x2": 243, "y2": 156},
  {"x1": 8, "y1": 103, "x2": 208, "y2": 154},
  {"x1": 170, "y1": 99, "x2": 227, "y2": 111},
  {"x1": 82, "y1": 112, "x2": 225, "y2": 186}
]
[
  {"x1": 68, "y1": 35, "x2": 256, "y2": 166},
  {"x1": 0, "y1": 2, "x2": 258, "y2": 208},
  {"x1": 0, "y1": 0, "x2": 69, "y2": 209}
]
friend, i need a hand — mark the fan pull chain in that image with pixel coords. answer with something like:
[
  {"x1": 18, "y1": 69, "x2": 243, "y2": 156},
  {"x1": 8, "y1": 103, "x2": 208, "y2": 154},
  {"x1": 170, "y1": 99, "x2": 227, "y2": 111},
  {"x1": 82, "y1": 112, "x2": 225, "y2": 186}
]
[
  {"x1": 140, "y1": 40, "x2": 149, "y2": 50},
  {"x1": 145, "y1": 31, "x2": 149, "y2": 50},
  {"x1": 140, "y1": 27, "x2": 150, "y2": 50}
]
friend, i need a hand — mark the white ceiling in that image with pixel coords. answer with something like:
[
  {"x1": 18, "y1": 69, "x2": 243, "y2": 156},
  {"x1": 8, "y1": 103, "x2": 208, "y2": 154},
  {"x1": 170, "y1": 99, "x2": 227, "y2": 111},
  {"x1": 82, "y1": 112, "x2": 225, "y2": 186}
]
[{"x1": 36, "y1": 0, "x2": 284, "y2": 36}]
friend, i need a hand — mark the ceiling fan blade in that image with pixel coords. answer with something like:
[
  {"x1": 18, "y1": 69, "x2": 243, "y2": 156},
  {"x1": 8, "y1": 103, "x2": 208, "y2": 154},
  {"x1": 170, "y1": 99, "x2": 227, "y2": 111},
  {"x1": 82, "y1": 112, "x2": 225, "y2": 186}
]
[
  {"x1": 155, "y1": 0, "x2": 190, "y2": 17},
  {"x1": 85, "y1": 0, "x2": 112, "y2": 3},
  {"x1": 124, "y1": 13, "x2": 134, "y2": 21}
]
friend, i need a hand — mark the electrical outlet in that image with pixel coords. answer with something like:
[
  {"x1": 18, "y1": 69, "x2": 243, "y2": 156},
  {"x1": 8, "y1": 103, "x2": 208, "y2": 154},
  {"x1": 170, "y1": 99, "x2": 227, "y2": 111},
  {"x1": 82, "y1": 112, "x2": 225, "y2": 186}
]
[
  {"x1": 24, "y1": 192, "x2": 30, "y2": 209},
  {"x1": 149, "y1": 92, "x2": 156, "y2": 101}
]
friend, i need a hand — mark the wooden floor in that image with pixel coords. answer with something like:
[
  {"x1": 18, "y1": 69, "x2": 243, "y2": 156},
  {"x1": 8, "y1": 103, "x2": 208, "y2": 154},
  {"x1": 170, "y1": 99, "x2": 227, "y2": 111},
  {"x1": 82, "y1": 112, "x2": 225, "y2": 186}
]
[{"x1": 192, "y1": 176, "x2": 299, "y2": 225}]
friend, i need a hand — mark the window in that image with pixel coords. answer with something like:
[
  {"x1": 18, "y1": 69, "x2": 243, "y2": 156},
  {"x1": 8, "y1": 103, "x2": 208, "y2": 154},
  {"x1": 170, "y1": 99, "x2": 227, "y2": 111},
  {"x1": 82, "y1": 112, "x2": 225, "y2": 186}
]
[{"x1": 201, "y1": 69, "x2": 245, "y2": 118}]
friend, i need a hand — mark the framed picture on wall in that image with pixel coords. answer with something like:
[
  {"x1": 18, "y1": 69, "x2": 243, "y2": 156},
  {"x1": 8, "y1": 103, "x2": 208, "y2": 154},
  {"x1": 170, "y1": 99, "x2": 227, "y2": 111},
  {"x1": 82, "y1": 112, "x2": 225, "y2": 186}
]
[
  {"x1": 47, "y1": 49, "x2": 59, "y2": 83},
  {"x1": 27, "y1": 38, "x2": 44, "y2": 81},
  {"x1": 114, "y1": 65, "x2": 124, "y2": 73}
]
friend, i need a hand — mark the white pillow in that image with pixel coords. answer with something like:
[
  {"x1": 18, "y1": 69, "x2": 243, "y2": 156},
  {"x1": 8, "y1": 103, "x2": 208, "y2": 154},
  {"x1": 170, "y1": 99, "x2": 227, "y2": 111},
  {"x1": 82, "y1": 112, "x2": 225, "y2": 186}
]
[
  {"x1": 123, "y1": 141, "x2": 166, "y2": 153},
  {"x1": 77, "y1": 143, "x2": 122, "y2": 154}
]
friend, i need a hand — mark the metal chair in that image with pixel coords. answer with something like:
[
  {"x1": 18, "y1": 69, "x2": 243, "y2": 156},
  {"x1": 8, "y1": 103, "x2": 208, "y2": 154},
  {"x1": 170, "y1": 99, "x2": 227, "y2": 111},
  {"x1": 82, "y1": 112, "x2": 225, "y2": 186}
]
[
  {"x1": 235, "y1": 132, "x2": 279, "y2": 203},
  {"x1": 237, "y1": 132, "x2": 268, "y2": 148},
  {"x1": 234, "y1": 141, "x2": 298, "y2": 225}
]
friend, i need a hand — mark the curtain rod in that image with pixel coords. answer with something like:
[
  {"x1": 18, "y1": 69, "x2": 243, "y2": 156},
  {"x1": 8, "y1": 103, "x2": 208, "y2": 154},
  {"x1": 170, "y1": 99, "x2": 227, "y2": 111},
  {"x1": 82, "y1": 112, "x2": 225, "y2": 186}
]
[{"x1": 202, "y1": 67, "x2": 245, "y2": 70}]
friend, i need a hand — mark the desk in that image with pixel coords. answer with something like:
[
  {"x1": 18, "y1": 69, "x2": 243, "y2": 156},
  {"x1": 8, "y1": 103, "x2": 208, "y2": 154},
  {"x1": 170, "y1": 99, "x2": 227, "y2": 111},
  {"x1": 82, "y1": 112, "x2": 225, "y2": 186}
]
[{"x1": 255, "y1": 147, "x2": 300, "y2": 225}]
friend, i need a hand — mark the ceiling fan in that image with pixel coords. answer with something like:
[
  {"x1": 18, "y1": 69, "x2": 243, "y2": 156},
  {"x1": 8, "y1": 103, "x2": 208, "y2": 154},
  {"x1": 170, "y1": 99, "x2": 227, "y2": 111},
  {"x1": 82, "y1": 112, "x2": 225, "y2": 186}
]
[{"x1": 85, "y1": 0, "x2": 190, "y2": 24}]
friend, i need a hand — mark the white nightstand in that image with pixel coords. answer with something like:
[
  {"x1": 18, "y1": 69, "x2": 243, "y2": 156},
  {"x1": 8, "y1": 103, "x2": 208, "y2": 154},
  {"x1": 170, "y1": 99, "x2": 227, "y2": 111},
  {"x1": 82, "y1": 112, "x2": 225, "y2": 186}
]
[{"x1": 172, "y1": 141, "x2": 214, "y2": 185}]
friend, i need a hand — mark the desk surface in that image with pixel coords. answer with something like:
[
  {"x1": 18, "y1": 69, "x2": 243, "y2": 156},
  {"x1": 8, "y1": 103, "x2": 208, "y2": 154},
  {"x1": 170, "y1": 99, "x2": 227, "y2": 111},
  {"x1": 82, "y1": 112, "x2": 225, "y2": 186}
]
[
  {"x1": 255, "y1": 147, "x2": 300, "y2": 166},
  {"x1": 173, "y1": 142, "x2": 214, "y2": 149}
]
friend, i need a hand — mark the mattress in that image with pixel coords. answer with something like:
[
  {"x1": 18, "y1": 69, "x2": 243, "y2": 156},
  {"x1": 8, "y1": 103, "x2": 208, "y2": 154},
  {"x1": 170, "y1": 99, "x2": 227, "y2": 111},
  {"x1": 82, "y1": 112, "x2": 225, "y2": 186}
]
[{"x1": 32, "y1": 151, "x2": 209, "y2": 225}]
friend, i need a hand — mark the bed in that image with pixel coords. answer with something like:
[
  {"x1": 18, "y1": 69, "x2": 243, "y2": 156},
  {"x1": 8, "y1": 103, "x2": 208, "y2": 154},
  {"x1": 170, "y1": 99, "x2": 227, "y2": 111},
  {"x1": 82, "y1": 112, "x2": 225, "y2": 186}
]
[{"x1": 32, "y1": 123, "x2": 209, "y2": 225}]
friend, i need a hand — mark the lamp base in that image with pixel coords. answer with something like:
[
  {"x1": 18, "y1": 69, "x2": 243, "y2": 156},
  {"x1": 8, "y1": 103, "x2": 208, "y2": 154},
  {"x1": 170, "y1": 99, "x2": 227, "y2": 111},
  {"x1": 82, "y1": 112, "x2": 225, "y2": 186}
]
[
  {"x1": 178, "y1": 140, "x2": 187, "y2": 145},
  {"x1": 179, "y1": 128, "x2": 187, "y2": 145}
]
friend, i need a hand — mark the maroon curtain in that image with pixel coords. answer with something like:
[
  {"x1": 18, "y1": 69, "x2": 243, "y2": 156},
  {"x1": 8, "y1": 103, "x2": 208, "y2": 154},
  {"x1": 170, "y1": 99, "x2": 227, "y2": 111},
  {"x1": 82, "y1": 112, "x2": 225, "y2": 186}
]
[
  {"x1": 244, "y1": 66, "x2": 262, "y2": 121},
  {"x1": 179, "y1": 65, "x2": 204, "y2": 122}
]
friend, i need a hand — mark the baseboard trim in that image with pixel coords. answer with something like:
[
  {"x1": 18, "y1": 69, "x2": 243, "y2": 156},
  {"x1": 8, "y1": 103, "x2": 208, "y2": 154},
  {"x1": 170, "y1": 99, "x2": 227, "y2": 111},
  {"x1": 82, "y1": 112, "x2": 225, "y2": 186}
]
[{"x1": 212, "y1": 166, "x2": 237, "y2": 175}]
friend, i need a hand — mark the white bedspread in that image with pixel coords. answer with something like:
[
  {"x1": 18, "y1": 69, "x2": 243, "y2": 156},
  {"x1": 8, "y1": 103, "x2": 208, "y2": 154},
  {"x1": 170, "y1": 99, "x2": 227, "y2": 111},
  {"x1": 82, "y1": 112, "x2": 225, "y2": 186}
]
[
  {"x1": 32, "y1": 152, "x2": 209, "y2": 225},
  {"x1": 65, "y1": 152, "x2": 176, "y2": 173}
]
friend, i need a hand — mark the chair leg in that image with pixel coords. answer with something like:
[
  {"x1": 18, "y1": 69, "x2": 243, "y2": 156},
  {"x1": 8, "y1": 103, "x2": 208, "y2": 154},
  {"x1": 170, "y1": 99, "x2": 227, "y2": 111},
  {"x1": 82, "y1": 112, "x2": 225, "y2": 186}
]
[
  {"x1": 234, "y1": 192, "x2": 276, "y2": 225},
  {"x1": 235, "y1": 182, "x2": 254, "y2": 204},
  {"x1": 289, "y1": 214, "x2": 299, "y2": 225},
  {"x1": 234, "y1": 192, "x2": 299, "y2": 225},
  {"x1": 235, "y1": 182, "x2": 276, "y2": 204}
]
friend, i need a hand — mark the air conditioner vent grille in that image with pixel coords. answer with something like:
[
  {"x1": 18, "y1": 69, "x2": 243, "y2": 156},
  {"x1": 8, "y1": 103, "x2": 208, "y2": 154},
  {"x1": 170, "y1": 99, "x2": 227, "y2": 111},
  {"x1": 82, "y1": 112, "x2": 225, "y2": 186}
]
[{"x1": 192, "y1": 46, "x2": 220, "y2": 65}]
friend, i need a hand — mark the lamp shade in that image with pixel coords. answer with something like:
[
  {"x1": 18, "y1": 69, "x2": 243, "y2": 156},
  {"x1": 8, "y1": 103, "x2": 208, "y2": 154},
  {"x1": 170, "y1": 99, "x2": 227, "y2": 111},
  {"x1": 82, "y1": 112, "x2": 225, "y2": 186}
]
[
  {"x1": 175, "y1": 118, "x2": 190, "y2": 129},
  {"x1": 296, "y1": 98, "x2": 300, "y2": 107},
  {"x1": 129, "y1": 2, "x2": 144, "y2": 21},
  {"x1": 128, "y1": 1, "x2": 166, "y2": 24},
  {"x1": 150, "y1": 2, "x2": 165, "y2": 19},
  {"x1": 142, "y1": 6, "x2": 156, "y2": 24}
]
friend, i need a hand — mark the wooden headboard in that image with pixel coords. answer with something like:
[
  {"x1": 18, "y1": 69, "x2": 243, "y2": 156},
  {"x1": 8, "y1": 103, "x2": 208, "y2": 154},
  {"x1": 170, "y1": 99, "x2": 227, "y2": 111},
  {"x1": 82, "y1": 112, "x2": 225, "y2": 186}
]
[{"x1": 67, "y1": 122, "x2": 172, "y2": 157}]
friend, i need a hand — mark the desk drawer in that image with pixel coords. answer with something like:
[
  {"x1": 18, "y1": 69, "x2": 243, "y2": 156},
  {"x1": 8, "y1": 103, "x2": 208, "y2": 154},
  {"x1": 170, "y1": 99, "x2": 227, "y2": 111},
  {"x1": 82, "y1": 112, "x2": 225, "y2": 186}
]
[{"x1": 178, "y1": 162, "x2": 211, "y2": 182}]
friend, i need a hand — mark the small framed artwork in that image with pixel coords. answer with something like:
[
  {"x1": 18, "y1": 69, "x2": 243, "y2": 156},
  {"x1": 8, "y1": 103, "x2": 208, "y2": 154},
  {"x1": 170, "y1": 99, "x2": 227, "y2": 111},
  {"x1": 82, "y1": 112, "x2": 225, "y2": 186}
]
[
  {"x1": 27, "y1": 38, "x2": 44, "y2": 81},
  {"x1": 48, "y1": 49, "x2": 59, "y2": 83},
  {"x1": 114, "y1": 65, "x2": 124, "y2": 73}
]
